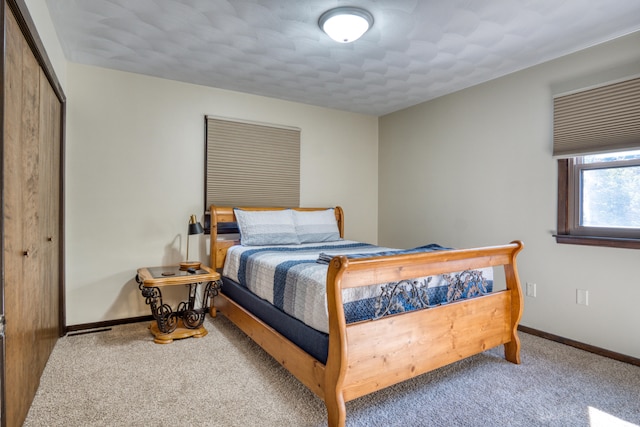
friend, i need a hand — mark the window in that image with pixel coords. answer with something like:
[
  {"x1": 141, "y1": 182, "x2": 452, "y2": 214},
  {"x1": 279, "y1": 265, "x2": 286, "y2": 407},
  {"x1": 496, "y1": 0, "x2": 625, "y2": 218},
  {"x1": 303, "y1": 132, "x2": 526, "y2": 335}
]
[
  {"x1": 204, "y1": 116, "x2": 300, "y2": 209},
  {"x1": 576, "y1": 151, "x2": 640, "y2": 232},
  {"x1": 554, "y1": 76, "x2": 640, "y2": 249},
  {"x1": 557, "y1": 150, "x2": 640, "y2": 248}
]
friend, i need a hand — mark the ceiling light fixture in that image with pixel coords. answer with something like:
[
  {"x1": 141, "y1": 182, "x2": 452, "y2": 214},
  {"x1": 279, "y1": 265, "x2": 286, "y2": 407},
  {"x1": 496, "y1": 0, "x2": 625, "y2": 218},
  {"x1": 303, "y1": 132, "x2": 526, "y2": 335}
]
[{"x1": 319, "y1": 6, "x2": 373, "y2": 43}]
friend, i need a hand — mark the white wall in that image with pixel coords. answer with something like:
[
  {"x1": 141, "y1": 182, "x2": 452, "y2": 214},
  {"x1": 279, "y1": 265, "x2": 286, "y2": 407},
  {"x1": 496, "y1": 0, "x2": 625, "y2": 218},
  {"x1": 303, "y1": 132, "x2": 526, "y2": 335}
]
[
  {"x1": 64, "y1": 64, "x2": 378, "y2": 325},
  {"x1": 379, "y1": 31, "x2": 640, "y2": 358}
]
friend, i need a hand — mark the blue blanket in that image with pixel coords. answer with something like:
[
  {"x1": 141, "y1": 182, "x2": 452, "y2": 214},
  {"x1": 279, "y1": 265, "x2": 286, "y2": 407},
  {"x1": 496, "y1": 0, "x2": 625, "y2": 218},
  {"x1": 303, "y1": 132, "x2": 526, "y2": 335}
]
[{"x1": 316, "y1": 243, "x2": 451, "y2": 264}]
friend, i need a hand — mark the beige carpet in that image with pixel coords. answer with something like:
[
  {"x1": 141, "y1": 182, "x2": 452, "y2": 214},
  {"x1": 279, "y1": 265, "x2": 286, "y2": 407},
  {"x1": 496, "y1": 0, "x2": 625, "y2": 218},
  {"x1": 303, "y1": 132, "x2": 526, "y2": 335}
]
[{"x1": 24, "y1": 315, "x2": 640, "y2": 426}]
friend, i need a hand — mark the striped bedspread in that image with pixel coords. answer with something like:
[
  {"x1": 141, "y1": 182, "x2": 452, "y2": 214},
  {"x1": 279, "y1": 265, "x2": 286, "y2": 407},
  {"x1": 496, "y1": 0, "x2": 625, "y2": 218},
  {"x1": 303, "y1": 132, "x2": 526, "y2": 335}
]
[{"x1": 222, "y1": 240, "x2": 493, "y2": 334}]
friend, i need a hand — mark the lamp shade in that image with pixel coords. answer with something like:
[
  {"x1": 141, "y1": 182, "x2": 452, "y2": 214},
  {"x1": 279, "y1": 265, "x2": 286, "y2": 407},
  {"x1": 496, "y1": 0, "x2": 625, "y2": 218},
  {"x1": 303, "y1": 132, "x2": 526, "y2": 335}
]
[
  {"x1": 319, "y1": 7, "x2": 373, "y2": 43},
  {"x1": 188, "y1": 214, "x2": 204, "y2": 235}
]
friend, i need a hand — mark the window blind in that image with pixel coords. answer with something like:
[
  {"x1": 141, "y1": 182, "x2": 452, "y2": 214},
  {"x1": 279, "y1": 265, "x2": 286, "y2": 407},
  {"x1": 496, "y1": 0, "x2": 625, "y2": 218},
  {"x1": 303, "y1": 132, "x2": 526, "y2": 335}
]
[
  {"x1": 205, "y1": 116, "x2": 300, "y2": 208},
  {"x1": 553, "y1": 76, "x2": 640, "y2": 158}
]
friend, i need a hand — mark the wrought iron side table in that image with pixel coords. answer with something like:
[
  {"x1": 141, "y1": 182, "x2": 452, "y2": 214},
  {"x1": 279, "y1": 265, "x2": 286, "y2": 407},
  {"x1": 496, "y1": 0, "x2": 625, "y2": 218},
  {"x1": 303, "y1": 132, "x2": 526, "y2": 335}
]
[{"x1": 136, "y1": 265, "x2": 221, "y2": 344}]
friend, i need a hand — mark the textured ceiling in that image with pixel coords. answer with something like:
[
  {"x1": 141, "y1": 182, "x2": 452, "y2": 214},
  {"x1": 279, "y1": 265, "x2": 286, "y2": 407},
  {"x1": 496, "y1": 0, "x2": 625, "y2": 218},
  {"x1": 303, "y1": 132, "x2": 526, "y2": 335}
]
[{"x1": 46, "y1": 0, "x2": 640, "y2": 116}]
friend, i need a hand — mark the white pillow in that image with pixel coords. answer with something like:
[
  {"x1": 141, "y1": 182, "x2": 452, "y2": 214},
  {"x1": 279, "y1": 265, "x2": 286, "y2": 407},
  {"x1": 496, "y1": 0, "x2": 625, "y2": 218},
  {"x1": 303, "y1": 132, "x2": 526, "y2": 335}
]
[
  {"x1": 292, "y1": 209, "x2": 341, "y2": 243},
  {"x1": 234, "y1": 209, "x2": 300, "y2": 246}
]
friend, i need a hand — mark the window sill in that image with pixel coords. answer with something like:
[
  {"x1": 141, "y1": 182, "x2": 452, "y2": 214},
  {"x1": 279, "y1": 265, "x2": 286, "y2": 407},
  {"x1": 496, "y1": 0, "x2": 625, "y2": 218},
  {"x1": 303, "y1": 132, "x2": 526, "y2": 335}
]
[{"x1": 554, "y1": 234, "x2": 640, "y2": 249}]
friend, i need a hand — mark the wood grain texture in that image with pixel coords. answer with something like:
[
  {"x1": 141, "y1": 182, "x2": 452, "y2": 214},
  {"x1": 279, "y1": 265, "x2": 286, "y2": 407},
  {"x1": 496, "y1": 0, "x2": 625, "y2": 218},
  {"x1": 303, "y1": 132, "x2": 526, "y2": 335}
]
[
  {"x1": 2, "y1": 4, "x2": 62, "y2": 425},
  {"x1": 4, "y1": 8, "x2": 33, "y2": 425},
  {"x1": 209, "y1": 205, "x2": 524, "y2": 427},
  {"x1": 39, "y1": 70, "x2": 62, "y2": 350},
  {"x1": 137, "y1": 265, "x2": 219, "y2": 287},
  {"x1": 148, "y1": 319, "x2": 208, "y2": 344},
  {"x1": 340, "y1": 293, "x2": 511, "y2": 401}
]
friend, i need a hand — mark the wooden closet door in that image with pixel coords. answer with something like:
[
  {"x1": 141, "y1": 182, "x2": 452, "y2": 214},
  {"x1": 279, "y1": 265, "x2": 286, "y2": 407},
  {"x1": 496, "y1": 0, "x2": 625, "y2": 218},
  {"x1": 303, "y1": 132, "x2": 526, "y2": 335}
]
[
  {"x1": 37, "y1": 70, "x2": 62, "y2": 353},
  {"x1": 4, "y1": 7, "x2": 41, "y2": 426},
  {"x1": 2, "y1": 4, "x2": 61, "y2": 426}
]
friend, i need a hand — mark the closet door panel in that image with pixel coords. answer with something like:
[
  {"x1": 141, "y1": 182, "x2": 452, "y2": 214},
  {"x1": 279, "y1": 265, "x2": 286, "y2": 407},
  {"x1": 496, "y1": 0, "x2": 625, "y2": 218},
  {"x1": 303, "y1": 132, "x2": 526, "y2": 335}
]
[
  {"x1": 37, "y1": 70, "x2": 61, "y2": 353},
  {"x1": 3, "y1": 7, "x2": 29, "y2": 426},
  {"x1": 3, "y1": 6, "x2": 50, "y2": 427},
  {"x1": 2, "y1": 2, "x2": 65, "y2": 426}
]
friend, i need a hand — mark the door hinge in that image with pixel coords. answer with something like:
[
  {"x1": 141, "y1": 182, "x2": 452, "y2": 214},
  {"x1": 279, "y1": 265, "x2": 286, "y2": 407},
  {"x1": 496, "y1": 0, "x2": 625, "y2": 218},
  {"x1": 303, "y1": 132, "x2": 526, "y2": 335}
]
[{"x1": 0, "y1": 314, "x2": 5, "y2": 338}]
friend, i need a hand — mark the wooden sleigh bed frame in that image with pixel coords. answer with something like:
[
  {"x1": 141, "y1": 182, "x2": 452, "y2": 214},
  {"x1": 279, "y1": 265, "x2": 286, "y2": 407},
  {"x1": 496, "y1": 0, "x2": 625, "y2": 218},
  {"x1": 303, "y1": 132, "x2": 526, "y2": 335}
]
[{"x1": 209, "y1": 205, "x2": 524, "y2": 427}]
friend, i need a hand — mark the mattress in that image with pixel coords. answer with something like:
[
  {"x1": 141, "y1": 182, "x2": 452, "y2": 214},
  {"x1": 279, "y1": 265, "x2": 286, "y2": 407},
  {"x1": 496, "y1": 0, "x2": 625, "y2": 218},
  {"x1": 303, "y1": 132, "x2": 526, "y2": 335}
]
[{"x1": 222, "y1": 240, "x2": 494, "y2": 335}]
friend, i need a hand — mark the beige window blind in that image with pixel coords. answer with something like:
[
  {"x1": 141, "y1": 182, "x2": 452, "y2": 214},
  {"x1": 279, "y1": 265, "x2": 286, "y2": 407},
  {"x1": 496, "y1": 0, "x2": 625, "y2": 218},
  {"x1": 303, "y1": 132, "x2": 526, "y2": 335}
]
[
  {"x1": 205, "y1": 116, "x2": 300, "y2": 208},
  {"x1": 553, "y1": 76, "x2": 640, "y2": 158}
]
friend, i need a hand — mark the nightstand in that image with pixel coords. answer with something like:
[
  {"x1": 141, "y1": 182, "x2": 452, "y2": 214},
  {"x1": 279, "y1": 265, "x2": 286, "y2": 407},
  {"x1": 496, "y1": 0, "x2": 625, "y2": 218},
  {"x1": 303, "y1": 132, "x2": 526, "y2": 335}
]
[{"x1": 136, "y1": 265, "x2": 221, "y2": 344}]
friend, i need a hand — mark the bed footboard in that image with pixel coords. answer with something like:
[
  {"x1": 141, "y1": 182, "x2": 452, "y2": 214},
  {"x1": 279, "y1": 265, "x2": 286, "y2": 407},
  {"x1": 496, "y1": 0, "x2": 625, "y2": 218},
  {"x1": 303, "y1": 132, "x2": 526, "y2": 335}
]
[{"x1": 323, "y1": 241, "x2": 524, "y2": 427}]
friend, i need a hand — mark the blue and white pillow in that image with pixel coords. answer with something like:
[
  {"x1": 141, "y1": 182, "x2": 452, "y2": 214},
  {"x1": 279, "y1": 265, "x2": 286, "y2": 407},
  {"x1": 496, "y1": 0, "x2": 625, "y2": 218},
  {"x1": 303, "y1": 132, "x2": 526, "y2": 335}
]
[
  {"x1": 293, "y1": 209, "x2": 341, "y2": 243},
  {"x1": 234, "y1": 209, "x2": 300, "y2": 246}
]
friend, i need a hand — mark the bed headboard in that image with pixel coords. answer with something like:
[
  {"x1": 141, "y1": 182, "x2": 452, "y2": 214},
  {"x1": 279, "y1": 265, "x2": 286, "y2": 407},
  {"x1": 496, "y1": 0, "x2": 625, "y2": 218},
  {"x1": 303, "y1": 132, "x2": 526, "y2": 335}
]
[{"x1": 209, "y1": 205, "x2": 344, "y2": 270}]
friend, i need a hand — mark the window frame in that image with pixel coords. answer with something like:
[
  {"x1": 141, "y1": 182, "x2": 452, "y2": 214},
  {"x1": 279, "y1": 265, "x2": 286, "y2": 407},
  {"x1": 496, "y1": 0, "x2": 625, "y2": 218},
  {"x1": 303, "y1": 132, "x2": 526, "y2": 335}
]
[{"x1": 556, "y1": 158, "x2": 640, "y2": 249}]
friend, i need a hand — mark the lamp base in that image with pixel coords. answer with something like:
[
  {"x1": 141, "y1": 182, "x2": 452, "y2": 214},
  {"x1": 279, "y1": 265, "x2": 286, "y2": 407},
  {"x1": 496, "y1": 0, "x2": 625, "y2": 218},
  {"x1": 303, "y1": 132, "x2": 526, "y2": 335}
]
[{"x1": 179, "y1": 261, "x2": 201, "y2": 271}]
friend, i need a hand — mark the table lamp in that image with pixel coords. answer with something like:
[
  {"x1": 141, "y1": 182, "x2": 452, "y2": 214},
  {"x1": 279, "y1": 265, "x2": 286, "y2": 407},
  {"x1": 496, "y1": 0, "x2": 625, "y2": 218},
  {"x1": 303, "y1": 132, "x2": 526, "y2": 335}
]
[{"x1": 180, "y1": 214, "x2": 204, "y2": 271}]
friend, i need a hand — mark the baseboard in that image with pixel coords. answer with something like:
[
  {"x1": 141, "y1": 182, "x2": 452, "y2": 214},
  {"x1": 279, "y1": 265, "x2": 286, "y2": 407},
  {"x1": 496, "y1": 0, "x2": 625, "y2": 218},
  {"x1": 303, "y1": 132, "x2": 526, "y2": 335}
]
[
  {"x1": 65, "y1": 315, "x2": 153, "y2": 334},
  {"x1": 518, "y1": 325, "x2": 640, "y2": 367}
]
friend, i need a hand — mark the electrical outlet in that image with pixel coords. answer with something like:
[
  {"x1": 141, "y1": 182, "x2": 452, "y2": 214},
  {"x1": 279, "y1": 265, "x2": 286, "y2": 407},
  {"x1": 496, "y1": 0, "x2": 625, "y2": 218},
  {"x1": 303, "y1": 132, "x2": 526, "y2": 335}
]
[
  {"x1": 526, "y1": 282, "x2": 537, "y2": 297},
  {"x1": 576, "y1": 289, "x2": 589, "y2": 306}
]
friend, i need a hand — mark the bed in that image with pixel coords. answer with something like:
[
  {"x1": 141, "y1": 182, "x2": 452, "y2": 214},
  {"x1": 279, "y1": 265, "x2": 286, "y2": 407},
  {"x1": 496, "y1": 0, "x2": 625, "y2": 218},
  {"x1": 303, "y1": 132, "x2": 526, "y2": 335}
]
[{"x1": 209, "y1": 205, "x2": 524, "y2": 426}]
